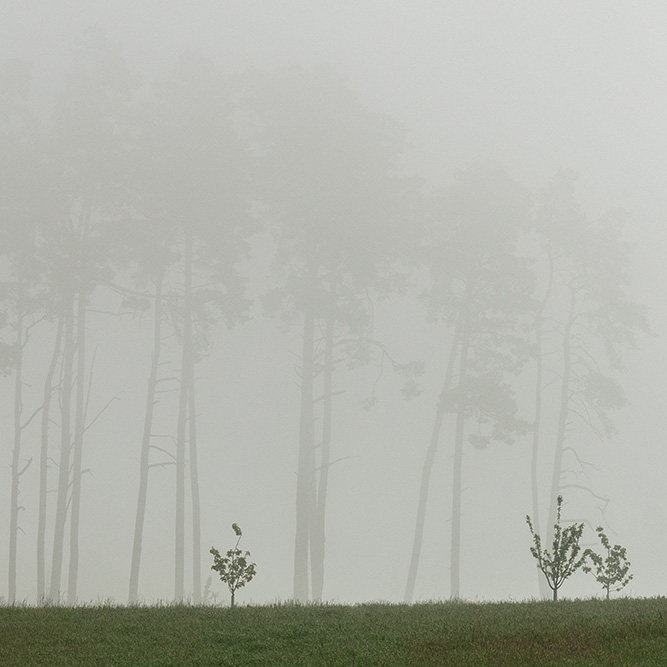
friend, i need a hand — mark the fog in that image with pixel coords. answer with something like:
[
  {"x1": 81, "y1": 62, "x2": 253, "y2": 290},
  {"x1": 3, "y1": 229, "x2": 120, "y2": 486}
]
[{"x1": 1, "y1": 2, "x2": 666, "y2": 606}]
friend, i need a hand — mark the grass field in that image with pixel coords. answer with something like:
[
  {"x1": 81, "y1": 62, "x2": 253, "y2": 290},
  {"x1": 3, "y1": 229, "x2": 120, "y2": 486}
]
[{"x1": 2, "y1": 597, "x2": 667, "y2": 666}]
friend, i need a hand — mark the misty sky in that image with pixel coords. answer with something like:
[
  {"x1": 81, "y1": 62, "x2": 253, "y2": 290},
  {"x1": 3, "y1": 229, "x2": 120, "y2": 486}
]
[{"x1": 1, "y1": 2, "x2": 667, "y2": 605}]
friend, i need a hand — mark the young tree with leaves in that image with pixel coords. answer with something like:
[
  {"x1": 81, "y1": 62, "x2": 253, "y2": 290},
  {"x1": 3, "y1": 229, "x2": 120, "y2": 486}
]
[
  {"x1": 210, "y1": 523, "x2": 256, "y2": 608},
  {"x1": 526, "y1": 495, "x2": 587, "y2": 602},
  {"x1": 583, "y1": 526, "x2": 632, "y2": 599}
]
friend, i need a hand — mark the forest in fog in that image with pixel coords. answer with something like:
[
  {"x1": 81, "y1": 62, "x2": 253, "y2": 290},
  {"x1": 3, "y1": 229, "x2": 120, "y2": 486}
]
[{"x1": 1, "y1": 4, "x2": 666, "y2": 606}]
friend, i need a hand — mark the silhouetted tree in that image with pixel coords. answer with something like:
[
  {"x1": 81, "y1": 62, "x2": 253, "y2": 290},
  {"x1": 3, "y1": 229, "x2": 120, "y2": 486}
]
[
  {"x1": 0, "y1": 60, "x2": 47, "y2": 603},
  {"x1": 45, "y1": 34, "x2": 136, "y2": 603},
  {"x1": 531, "y1": 172, "x2": 648, "y2": 557},
  {"x1": 120, "y1": 227, "x2": 171, "y2": 605},
  {"x1": 123, "y1": 52, "x2": 253, "y2": 603},
  {"x1": 405, "y1": 164, "x2": 533, "y2": 601},
  {"x1": 248, "y1": 66, "x2": 418, "y2": 602}
]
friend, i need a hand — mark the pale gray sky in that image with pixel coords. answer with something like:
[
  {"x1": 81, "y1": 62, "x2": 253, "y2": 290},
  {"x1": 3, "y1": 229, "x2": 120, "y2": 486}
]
[{"x1": 1, "y1": 1, "x2": 666, "y2": 604}]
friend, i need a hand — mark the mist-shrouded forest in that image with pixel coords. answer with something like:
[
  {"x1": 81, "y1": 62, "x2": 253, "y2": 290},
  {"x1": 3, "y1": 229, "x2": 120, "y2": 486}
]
[{"x1": 1, "y1": 2, "x2": 666, "y2": 607}]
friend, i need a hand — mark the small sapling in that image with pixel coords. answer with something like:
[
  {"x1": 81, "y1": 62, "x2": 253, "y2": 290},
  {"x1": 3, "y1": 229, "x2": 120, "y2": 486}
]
[
  {"x1": 583, "y1": 526, "x2": 632, "y2": 599},
  {"x1": 210, "y1": 523, "x2": 256, "y2": 608},
  {"x1": 526, "y1": 495, "x2": 586, "y2": 601}
]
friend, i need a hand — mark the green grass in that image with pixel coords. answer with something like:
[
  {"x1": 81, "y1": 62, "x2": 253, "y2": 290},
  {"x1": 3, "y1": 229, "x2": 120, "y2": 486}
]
[{"x1": 2, "y1": 597, "x2": 667, "y2": 666}]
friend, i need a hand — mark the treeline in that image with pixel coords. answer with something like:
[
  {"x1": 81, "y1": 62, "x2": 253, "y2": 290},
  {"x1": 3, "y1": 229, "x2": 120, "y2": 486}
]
[{"x1": 0, "y1": 36, "x2": 647, "y2": 605}]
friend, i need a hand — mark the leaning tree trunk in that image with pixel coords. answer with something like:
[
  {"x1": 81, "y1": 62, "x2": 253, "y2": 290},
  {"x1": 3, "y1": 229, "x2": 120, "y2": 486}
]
[
  {"x1": 450, "y1": 314, "x2": 472, "y2": 600},
  {"x1": 293, "y1": 306, "x2": 317, "y2": 603},
  {"x1": 49, "y1": 292, "x2": 75, "y2": 603},
  {"x1": 404, "y1": 317, "x2": 462, "y2": 603},
  {"x1": 175, "y1": 232, "x2": 194, "y2": 602},
  {"x1": 8, "y1": 274, "x2": 25, "y2": 604},
  {"x1": 546, "y1": 285, "x2": 577, "y2": 537},
  {"x1": 311, "y1": 311, "x2": 335, "y2": 602},
  {"x1": 67, "y1": 285, "x2": 87, "y2": 605},
  {"x1": 129, "y1": 275, "x2": 163, "y2": 604},
  {"x1": 37, "y1": 311, "x2": 64, "y2": 601}
]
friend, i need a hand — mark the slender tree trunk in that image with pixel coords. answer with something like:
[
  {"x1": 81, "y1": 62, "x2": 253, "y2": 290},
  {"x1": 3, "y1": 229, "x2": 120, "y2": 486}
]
[
  {"x1": 175, "y1": 232, "x2": 194, "y2": 602},
  {"x1": 450, "y1": 317, "x2": 471, "y2": 600},
  {"x1": 531, "y1": 252, "x2": 553, "y2": 599},
  {"x1": 67, "y1": 288, "x2": 86, "y2": 604},
  {"x1": 293, "y1": 307, "x2": 316, "y2": 602},
  {"x1": 38, "y1": 311, "x2": 65, "y2": 602},
  {"x1": 311, "y1": 312, "x2": 334, "y2": 602},
  {"x1": 404, "y1": 319, "x2": 462, "y2": 603},
  {"x1": 67, "y1": 203, "x2": 92, "y2": 605},
  {"x1": 189, "y1": 369, "x2": 201, "y2": 604},
  {"x1": 129, "y1": 275, "x2": 163, "y2": 603},
  {"x1": 530, "y1": 301, "x2": 546, "y2": 535},
  {"x1": 49, "y1": 292, "x2": 75, "y2": 603},
  {"x1": 547, "y1": 286, "x2": 577, "y2": 536},
  {"x1": 8, "y1": 275, "x2": 24, "y2": 604}
]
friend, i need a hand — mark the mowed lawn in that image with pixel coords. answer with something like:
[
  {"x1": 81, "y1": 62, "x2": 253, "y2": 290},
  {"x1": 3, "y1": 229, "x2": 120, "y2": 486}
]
[{"x1": 2, "y1": 597, "x2": 667, "y2": 666}]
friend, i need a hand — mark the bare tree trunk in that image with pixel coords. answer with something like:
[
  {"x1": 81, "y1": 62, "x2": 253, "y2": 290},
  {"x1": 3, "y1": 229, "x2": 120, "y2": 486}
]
[
  {"x1": 531, "y1": 253, "x2": 553, "y2": 599},
  {"x1": 450, "y1": 318, "x2": 471, "y2": 600},
  {"x1": 8, "y1": 276, "x2": 25, "y2": 604},
  {"x1": 547, "y1": 285, "x2": 577, "y2": 537},
  {"x1": 404, "y1": 320, "x2": 462, "y2": 603},
  {"x1": 189, "y1": 369, "x2": 201, "y2": 604},
  {"x1": 311, "y1": 312, "x2": 334, "y2": 602},
  {"x1": 129, "y1": 275, "x2": 163, "y2": 603},
  {"x1": 49, "y1": 292, "x2": 75, "y2": 603},
  {"x1": 67, "y1": 202, "x2": 92, "y2": 605},
  {"x1": 37, "y1": 312, "x2": 64, "y2": 602},
  {"x1": 175, "y1": 232, "x2": 194, "y2": 602},
  {"x1": 293, "y1": 307, "x2": 316, "y2": 602}
]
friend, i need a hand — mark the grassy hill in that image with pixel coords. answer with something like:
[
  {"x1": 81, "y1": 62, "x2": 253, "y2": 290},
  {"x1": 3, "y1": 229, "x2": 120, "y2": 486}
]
[{"x1": 2, "y1": 597, "x2": 667, "y2": 666}]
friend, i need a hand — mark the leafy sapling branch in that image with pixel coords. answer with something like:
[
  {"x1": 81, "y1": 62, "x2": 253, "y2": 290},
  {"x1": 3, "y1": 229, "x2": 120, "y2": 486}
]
[
  {"x1": 210, "y1": 523, "x2": 257, "y2": 608},
  {"x1": 526, "y1": 495, "x2": 587, "y2": 601},
  {"x1": 583, "y1": 526, "x2": 632, "y2": 599}
]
